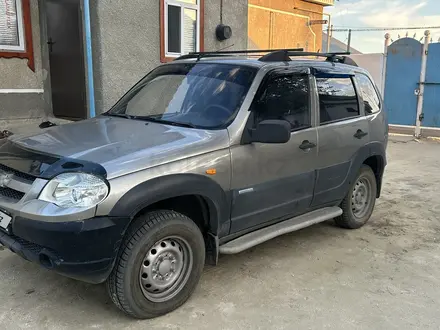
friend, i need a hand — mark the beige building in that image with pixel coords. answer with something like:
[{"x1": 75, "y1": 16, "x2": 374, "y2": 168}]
[{"x1": 248, "y1": 0, "x2": 334, "y2": 52}]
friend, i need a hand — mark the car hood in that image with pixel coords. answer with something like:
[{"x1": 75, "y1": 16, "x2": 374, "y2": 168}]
[{"x1": 8, "y1": 116, "x2": 230, "y2": 178}]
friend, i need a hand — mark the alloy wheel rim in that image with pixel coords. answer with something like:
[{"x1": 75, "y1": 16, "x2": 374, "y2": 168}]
[{"x1": 139, "y1": 236, "x2": 193, "y2": 303}]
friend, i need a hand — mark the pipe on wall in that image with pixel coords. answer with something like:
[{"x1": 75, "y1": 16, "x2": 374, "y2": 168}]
[
  {"x1": 83, "y1": 0, "x2": 96, "y2": 118},
  {"x1": 415, "y1": 30, "x2": 431, "y2": 138}
]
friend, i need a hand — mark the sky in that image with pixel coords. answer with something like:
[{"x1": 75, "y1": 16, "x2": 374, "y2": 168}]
[{"x1": 325, "y1": 0, "x2": 440, "y2": 53}]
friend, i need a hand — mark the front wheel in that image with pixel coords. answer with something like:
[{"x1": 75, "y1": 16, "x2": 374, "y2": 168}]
[
  {"x1": 335, "y1": 165, "x2": 377, "y2": 229},
  {"x1": 107, "y1": 210, "x2": 205, "y2": 319}
]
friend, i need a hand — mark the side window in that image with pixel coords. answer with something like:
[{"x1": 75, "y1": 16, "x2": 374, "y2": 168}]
[
  {"x1": 357, "y1": 74, "x2": 381, "y2": 114},
  {"x1": 316, "y1": 77, "x2": 359, "y2": 124},
  {"x1": 254, "y1": 75, "x2": 310, "y2": 131}
]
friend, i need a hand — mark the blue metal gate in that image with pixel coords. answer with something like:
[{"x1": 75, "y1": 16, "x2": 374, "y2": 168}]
[
  {"x1": 423, "y1": 43, "x2": 440, "y2": 127},
  {"x1": 384, "y1": 38, "x2": 422, "y2": 126},
  {"x1": 384, "y1": 37, "x2": 440, "y2": 128}
]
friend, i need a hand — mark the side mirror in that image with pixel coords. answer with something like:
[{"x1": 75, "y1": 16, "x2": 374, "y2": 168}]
[{"x1": 251, "y1": 120, "x2": 291, "y2": 144}]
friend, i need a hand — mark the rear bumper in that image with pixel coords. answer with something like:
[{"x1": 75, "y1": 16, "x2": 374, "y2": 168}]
[{"x1": 0, "y1": 216, "x2": 131, "y2": 284}]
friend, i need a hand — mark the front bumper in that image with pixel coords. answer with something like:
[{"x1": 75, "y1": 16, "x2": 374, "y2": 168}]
[{"x1": 0, "y1": 216, "x2": 131, "y2": 284}]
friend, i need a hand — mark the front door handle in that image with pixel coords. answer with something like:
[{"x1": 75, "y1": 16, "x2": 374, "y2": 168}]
[
  {"x1": 299, "y1": 140, "x2": 317, "y2": 150},
  {"x1": 354, "y1": 129, "x2": 368, "y2": 139}
]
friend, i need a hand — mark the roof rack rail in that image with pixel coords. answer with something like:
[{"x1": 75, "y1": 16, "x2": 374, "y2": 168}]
[
  {"x1": 259, "y1": 51, "x2": 358, "y2": 66},
  {"x1": 174, "y1": 48, "x2": 304, "y2": 61}
]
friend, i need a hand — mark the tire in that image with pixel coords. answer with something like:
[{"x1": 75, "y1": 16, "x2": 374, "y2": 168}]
[
  {"x1": 335, "y1": 165, "x2": 377, "y2": 229},
  {"x1": 107, "y1": 210, "x2": 205, "y2": 319}
]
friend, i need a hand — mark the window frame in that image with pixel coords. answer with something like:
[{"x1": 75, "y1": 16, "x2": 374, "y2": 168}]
[
  {"x1": 0, "y1": 0, "x2": 25, "y2": 51},
  {"x1": 356, "y1": 73, "x2": 382, "y2": 115},
  {"x1": 160, "y1": 0, "x2": 204, "y2": 63},
  {"x1": 250, "y1": 71, "x2": 313, "y2": 133},
  {"x1": 0, "y1": 0, "x2": 34, "y2": 71},
  {"x1": 314, "y1": 75, "x2": 362, "y2": 126}
]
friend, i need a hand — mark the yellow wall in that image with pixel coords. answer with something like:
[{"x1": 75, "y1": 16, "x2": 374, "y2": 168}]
[{"x1": 248, "y1": 0, "x2": 326, "y2": 52}]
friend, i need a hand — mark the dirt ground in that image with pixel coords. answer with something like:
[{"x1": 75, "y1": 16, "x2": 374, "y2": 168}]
[{"x1": 1, "y1": 136, "x2": 440, "y2": 330}]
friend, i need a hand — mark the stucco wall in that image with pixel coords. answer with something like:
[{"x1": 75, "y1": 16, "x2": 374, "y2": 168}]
[
  {"x1": 90, "y1": 0, "x2": 249, "y2": 114},
  {"x1": 0, "y1": 1, "x2": 46, "y2": 120},
  {"x1": 204, "y1": 0, "x2": 248, "y2": 52},
  {"x1": 89, "y1": 0, "x2": 161, "y2": 114}
]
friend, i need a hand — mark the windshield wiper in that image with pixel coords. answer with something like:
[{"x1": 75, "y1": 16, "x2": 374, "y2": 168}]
[
  {"x1": 136, "y1": 116, "x2": 197, "y2": 128},
  {"x1": 104, "y1": 113, "x2": 197, "y2": 128},
  {"x1": 104, "y1": 113, "x2": 135, "y2": 119}
]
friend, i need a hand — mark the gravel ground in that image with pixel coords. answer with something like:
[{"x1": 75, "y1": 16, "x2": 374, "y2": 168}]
[{"x1": 1, "y1": 136, "x2": 440, "y2": 330}]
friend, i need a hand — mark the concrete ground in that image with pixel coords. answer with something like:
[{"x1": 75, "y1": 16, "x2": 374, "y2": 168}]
[{"x1": 1, "y1": 136, "x2": 440, "y2": 330}]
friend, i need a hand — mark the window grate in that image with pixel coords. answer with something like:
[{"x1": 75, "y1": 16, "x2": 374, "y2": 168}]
[
  {"x1": 0, "y1": 186, "x2": 25, "y2": 201},
  {"x1": 0, "y1": 164, "x2": 36, "y2": 182}
]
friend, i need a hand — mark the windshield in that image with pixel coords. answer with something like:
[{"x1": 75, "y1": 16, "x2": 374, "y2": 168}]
[{"x1": 107, "y1": 63, "x2": 257, "y2": 129}]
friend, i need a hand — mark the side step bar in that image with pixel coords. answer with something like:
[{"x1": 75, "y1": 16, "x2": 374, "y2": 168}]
[{"x1": 219, "y1": 207, "x2": 343, "y2": 254}]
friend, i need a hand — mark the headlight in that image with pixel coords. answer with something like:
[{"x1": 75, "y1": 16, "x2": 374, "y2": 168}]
[{"x1": 39, "y1": 173, "x2": 109, "y2": 208}]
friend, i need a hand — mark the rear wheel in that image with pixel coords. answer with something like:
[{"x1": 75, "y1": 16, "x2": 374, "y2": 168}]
[
  {"x1": 107, "y1": 210, "x2": 205, "y2": 319},
  {"x1": 335, "y1": 165, "x2": 377, "y2": 229}
]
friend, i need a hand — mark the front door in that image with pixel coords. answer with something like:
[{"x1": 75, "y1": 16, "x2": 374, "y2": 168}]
[
  {"x1": 230, "y1": 73, "x2": 318, "y2": 233},
  {"x1": 45, "y1": 0, "x2": 87, "y2": 119},
  {"x1": 311, "y1": 73, "x2": 369, "y2": 207}
]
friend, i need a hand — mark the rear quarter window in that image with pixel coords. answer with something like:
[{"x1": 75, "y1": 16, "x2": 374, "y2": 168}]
[{"x1": 356, "y1": 74, "x2": 381, "y2": 114}]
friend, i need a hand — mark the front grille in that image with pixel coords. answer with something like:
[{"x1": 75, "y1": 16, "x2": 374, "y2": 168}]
[
  {"x1": 0, "y1": 164, "x2": 36, "y2": 182},
  {"x1": 0, "y1": 187, "x2": 25, "y2": 201}
]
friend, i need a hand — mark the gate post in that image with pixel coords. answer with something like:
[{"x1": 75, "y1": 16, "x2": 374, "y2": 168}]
[
  {"x1": 382, "y1": 33, "x2": 391, "y2": 96},
  {"x1": 415, "y1": 30, "x2": 430, "y2": 137}
]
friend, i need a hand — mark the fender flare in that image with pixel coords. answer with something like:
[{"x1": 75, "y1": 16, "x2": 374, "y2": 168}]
[
  {"x1": 349, "y1": 142, "x2": 386, "y2": 196},
  {"x1": 108, "y1": 174, "x2": 230, "y2": 236}
]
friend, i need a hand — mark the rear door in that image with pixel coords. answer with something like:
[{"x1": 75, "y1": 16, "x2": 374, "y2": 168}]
[
  {"x1": 311, "y1": 72, "x2": 369, "y2": 207},
  {"x1": 230, "y1": 72, "x2": 318, "y2": 233}
]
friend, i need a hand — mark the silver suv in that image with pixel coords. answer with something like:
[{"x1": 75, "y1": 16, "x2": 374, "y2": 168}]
[{"x1": 0, "y1": 50, "x2": 387, "y2": 318}]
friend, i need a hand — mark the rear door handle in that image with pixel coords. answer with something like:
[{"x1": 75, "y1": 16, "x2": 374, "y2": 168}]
[
  {"x1": 299, "y1": 140, "x2": 317, "y2": 150},
  {"x1": 354, "y1": 129, "x2": 368, "y2": 139}
]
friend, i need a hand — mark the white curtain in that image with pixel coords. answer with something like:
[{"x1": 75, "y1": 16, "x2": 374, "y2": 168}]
[{"x1": 183, "y1": 8, "x2": 197, "y2": 54}]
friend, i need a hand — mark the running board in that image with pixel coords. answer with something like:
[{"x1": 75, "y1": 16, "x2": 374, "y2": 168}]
[{"x1": 219, "y1": 207, "x2": 343, "y2": 254}]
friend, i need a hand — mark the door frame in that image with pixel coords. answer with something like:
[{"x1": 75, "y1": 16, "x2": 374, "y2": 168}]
[{"x1": 39, "y1": 0, "x2": 95, "y2": 120}]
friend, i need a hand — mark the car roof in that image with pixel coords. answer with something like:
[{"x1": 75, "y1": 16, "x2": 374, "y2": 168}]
[{"x1": 169, "y1": 56, "x2": 371, "y2": 76}]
